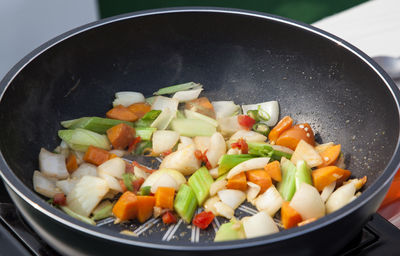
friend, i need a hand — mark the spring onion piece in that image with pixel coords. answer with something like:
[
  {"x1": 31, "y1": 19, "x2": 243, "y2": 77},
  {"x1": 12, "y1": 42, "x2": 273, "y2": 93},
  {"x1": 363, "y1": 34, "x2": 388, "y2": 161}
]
[
  {"x1": 295, "y1": 160, "x2": 312, "y2": 190},
  {"x1": 218, "y1": 154, "x2": 254, "y2": 176},
  {"x1": 135, "y1": 127, "x2": 156, "y2": 141},
  {"x1": 214, "y1": 218, "x2": 245, "y2": 242},
  {"x1": 139, "y1": 186, "x2": 151, "y2": 196},
  {"x1": 122, "y1": 173, "x2": 136, "y2": 191},
  {"x1": 61, "y1": 117, "x2": 134, "y2": 134},
  {"x1": 135, "y1": 110, "x2": 161, "y2": 127},
  {"x1": 170, "y1": 118, "x2": 216, "y2": 137},
  {"x1": 60, "y1": 206, "x2": 96, "y2": 225},
  {"x1": 252, "y1": 123, "x2": 270, "y2": 136},
  {"x1": 211, "y1": 101, "x2": 240, "y2": 119},
  {"x1": 174, "y1": 184, "x2": 198, "y2": 223},
  {"x1": 113, "y1": 91, "x2": 145, "y2": 107},
  {"x1": 153, "y1": 82, "x2": 202, "y2": 95},
  {"x1": 277, "y1": 157, "x2": 297, "y2": 201},
  {"x1": 58, "y1": 128, "x2": 111, "y2": 152},
  {"x1": 91, "y1": 200, "x2": 113, "y2": 221},
  {"x1": 247, "y1": 142, "x2": 292, "y2": 161},
  {"x1": 188, "y1": 166, "x2": 214, "y2": 205}
]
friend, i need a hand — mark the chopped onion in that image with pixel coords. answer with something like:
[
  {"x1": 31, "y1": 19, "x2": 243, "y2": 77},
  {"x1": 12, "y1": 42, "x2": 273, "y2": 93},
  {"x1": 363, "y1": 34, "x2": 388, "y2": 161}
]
[
  {"x1": 133, "y1": 166, "x2": 150, "y2": 180},
  {"x1": 193, "y1": 136, "x2": 211, "y2": 152},
  {"x1": 113, "y1": 91, "x2": 145, "y2": 107},
  {"x1": 33, "y1": 171, "x2": 60, "y2": 198},
  {"x1": 152, "y1": 130, "x2": 180, "y2": 154},
  {"x1": 98, "y1": 170, "x2": 122, "y2": 192},
  {"x1": 141, "y1": 168, "x2": 186, "y2": 189},
  {"x1": 97, "y1": 157, "x2": 126, "y2": 179},
  {"x1": 151, "y1": 96, "x2": 179, "y2": 111},
  {"x1": 242, "y1": 101, "x2": 279, "y2": 127},
  {"x1": 150, "y1": 107, "x2": 176, "y2": 130},
  {"x1": 229, "y1": 130, "x2": 267, "y2": 144},
  {"x1": 242, "y1": 211, "x2": 279, "y2": 238},
  {"x1": 290, "y1": 183, "x2": 325, "y2": 220},
  {"x1": 184, "y1": 109, "x2": 218, "y2": 127},
  {"x1": 210, "y1": 179, "x2": 228, "y2": 196},
  {"x1": 212, "y1": 101, "x2": 240, "y2": 119},
  {"x1": 218, "y1": 189, "x2": 246, "y2": 209},
  {"x1": 290, "y1": 140, "x2": 323, "y2": 167},
  {"x1": 209, "y1": 167, "x2": 219, "y2": 179},
  {"x1": 255, "y1": 185, "x2": 283, "y2": 216},
  {"x1": 109, "y1": 149, "x2": 126, "y2": 157},
  {"x1": 270, "y1": 145, "x2": 294, "y2": 154},
  {"x1": 227, "y1": 148, "x2": 240, "y2": 155},
  {"x1": 159, "y1": 144, "x2": 201, "y2": 175},
  {"x1": 71, "y1": 163, "x2": 97, "y2": 179},
  {"x1": 179, "y1": 136, "x2": 194, "y2": 147},
  {"x1": 150, "y1": 173, "x2": 178, "y2": 193},
  {"x1": 206, "y1": 132, "x2": 227, "y2": 168},
  {"x1": 204, "y1": 196, "x2": 220, "y2": 215},
  {"x1": 214, "y1": 201, "x2": 234, "y2": 219},
  {"x1": 320, "y1": 181, "x2": 336, "y2": 202},
  {"x1": 73, "y1": 150, "x2": 85, "y2": 165},
  {"x1": 246, "y1": 181, "x2": 261, "y2": 202},
  {"x1": 172, "y1": 88, "x2": 203, "y2": 102},
  {"x1": 227, "y1": 157, "x2": 270, "y2": 179},
  {"x1": 39, "y1": 148, "x2": 69, "y2": 179},
  {"x1": 217, "y1": 116, "x2": 244, "y2": 137},
  {"x1": 56, "y1": 179, "x2": 79, "y2": 196},
  {"x1": 325, "y1": 181, "x2": 356, "y2": 214}
]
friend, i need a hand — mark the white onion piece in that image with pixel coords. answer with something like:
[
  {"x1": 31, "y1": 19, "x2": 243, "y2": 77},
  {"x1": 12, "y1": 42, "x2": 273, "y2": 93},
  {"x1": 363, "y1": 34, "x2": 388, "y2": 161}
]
[
  {"x1": 209, "y1": 167, "x2": 219, "y2": 179},
  {"x1": 206, "y1": 132, "x2": 226, "y2": 168},
  {"x1": 71, "y1": 163, "x2": 97, "y2": 179},
  {"x1": 113, "y1": 92, "x2": 145, "y2": 107},
  {"x1": 152, "y1": 130, "x2": 180, "y2": 154},
  {"x1": 270, "y1": 145, "x2": 294, "y2": 154},
  {"x1": 98, "y1": 170, "x2": 123, "y2": 192},
  {"x1": 315, "y1": 142, "x2": 334, "y2": 153},
  {"x1": 290, "y1": 183, "x2": 325, "y2": 220},
  {"x1": 218, "y1": 116, "x2": 244, "y2": 137},
  {"x1": 227, "y1": 157, "x2": 270, "y2": 179},
  {"x1": 151, "y1": 96, "x2": 179, "y2": 111},
  {"x1": 109, "y1": 149, "x2": 126, "y2": 157},
  {"x1": 255, "y1": 185, "x2": 283, "y2": 216},
  {"x1": 179, "y1": 136, "x2": 194, "y2": 147},
  {"x1": 141, "y1": 169, "x2": 186, "y2": 189},
  {"x1": 150, "y1": 107, "x2": 176, "y2": 130},
  {"x1": 97, "y1": 157, "x2": 126, "y2": 179},
  {"x1": 230, "y1": 130, "x2": 267, "y2": 143},
  {"x1": 33, "y1": 171, "x2": 59, "y2": 198},
  {"x1": 246, "y1": 182, "x2": 261, "y2": 202},
  {"x1": 242, "y1": 101, "x2": 279, "y2": 127},
  {"x1": 150, "y1": 173, "x2": 178, "y2": 193},
  {"x1": 210, "y1": 179, "x2": 228, "y2": 196},
  {"x1": 227, "y1": 148, "x2": 240, "y2": 155},
  {"x1": 56, "y1": 141, "x2": 70, "y2": 158},
  {"x1": 214, "y1": 201, "x2": 234, "y2": 219},
  {"x1": 39, "y1": 148, "x2": 69, "y2": 179},
  {"x1": 66, "y1": 176, "x2": 109, "y2": 217},
  {"x1": 73, "y1": 150, "x2": 85, "y2": 165},
  {"x1": 160, "y1": 144, "x2": 201, "y2": 175},
  {"x1": 204, "y1": 196, "x2": 220, "y2": 215},
  {"x1": 325, "y1": 181, "x2": 356, "y2": 214},
  {"x1": 212, "y1": 101, "x2": 240, "y2": 119},
  {"x1": 133, "y1": 166, "x2": 150, "y2": 180},
  {"x1": 193, "y1": 136, "x2": 211, "y2": 152},
  {"x1": 218, "y1": 189, "x2": 246, "y2": 209},
  {"x1": 56, "y1": 179, "x2": 79, "y2": 196},
  {"x1": 172, "y1": 88, "x2": 203, "y2": 102},
  {"x1": 242, "y1": 211, "x2": 279, "y2": 238},
  {"x1": 320, "y1": 181, "x2": 336, "y2": 202},
  {"x1": 290, "y1": 140, "x2": 323, "y2": 167}
]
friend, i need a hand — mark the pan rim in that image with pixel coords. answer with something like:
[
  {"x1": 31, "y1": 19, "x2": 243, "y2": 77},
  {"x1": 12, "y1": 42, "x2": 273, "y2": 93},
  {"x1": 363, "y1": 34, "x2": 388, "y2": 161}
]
[{"x1": 1, "y1": 6, "x2": 400, "y2": 251}]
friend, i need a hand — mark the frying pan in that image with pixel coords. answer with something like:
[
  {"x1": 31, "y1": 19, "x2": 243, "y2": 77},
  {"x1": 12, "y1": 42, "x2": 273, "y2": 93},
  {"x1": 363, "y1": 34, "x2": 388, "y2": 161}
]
[{"x1": 0, "y1": 8, "x2": 400, "y2": 256}]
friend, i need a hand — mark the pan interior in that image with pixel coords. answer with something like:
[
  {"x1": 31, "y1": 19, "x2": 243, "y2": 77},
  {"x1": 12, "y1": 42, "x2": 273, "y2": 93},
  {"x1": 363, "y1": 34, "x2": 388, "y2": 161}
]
[{"x1": 0, "y1": 10, "x2": 399, "y2": 245}]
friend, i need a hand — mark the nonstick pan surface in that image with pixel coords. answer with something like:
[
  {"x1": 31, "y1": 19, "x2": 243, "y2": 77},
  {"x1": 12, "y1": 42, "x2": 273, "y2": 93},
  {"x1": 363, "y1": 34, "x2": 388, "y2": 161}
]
[{"x1": 0, "y1": 8, "x2": 400, "y2": 255}]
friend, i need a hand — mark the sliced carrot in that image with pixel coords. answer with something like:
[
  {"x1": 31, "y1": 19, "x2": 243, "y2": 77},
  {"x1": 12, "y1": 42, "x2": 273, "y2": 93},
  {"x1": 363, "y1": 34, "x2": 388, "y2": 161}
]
[
  {"x1": 112, "y1": 191, "x2": 138, "y2": 221},
  {"x1": 246, "y1": 169, "x2": 272, "y2": 194},
  {"x1": 264, "y1": 161, "x2": 282, "y2": 182},
  {"x1": 185, "y1": 97, "x2": 216, "y2": 118},
  {"x1": 276, "y1": 123, "x2": 315, "y2": 150},
  {"x1": 106, "y1": 123, "x2": 136, "y2": 149},
  {"x1": 318, "y1": 144, "x2": 341, "y2": 168},
  {"x1": 66, "y1": 153, "x2": 78, "y2": 173},
  {"x1": 83, "y1": 145, "x2": 110, "y2": 166},
  {"x1": 312, "y1": 166, "x2": 351, "y2": 192},
  {"x1": 155, "y1": 187, "x2": 175, "y2": 210},
  {"x1": 226, "y1": 172, "x2": 247, "y2": 191},
  {"x1": 281, "y1": 201, "x2": 303, "y2": 229},
  {"x1": 136, "y1": 195, "x2": 156, "y2": 223},
  {"x1": 268, "y1": 116, "x2": 293, "y2": 142},
  {"x1": 106, "y1": 105, "x2": 138, "y2": 122},
  {"x1": 127, "y1": 103, "x2": 151, "y2": 119}
]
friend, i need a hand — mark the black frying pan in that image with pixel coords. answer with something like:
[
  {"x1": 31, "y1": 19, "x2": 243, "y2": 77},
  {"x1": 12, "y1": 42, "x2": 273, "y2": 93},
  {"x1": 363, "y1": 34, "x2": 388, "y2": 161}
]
[{"x1": 1, "y1": 8, "x2": 400, "y2": 256}]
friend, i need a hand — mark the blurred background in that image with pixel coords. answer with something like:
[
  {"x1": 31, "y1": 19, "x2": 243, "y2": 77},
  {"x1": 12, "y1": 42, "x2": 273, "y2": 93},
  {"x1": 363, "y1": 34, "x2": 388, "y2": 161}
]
[{"x1": 0, "y1": 0, "x2": 368, "y2": 80}]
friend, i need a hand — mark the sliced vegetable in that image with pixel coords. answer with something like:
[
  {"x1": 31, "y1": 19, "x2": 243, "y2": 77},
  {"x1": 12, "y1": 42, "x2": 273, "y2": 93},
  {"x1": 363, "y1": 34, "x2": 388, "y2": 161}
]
[
  {"x1": 242, "y1": 211, "x2": 279, "y2": 238},
  {"x1": 281, "y1": 201, "x2": 302, "y2": 229},
  {"x1": 174, "y1": 184, "x2": 198, "y2": 223},
  {"x1": 246, "y1": 169, "x2": 272, "y2": 194},
  {"x1": 97, "y1": 157, "x2": 126, "y2": 179},
  {"x1": 71, "y1": 163, "x2": 97, "y2": 179},
  {"x1": 33, "y1": 171, "x2": 58, "y2": 198},
  {"x1": 193, "y1": 211, "x2": 215, "y2": 230},
  {"x1": 91, "y1": 200, "x2": 113, "y2": 221},
  {"x1": 247, "y1": 142, "x2": 292, "y2": 161},
  {"x1": 211, "y1": 101, "x2": 240, "y2": 119},
  {"x1": 66, "y1": 153, "x2": 78, "y2": 173},
  {"x1": 210, "y1": 179, "x2": 228, "y2": 196},
  {"x1": 172, "y1": 88, "x2": 203, "y2": 102},
  {"x1": 56, "y1": 179, "x2": 78, "y2": 196},
  {"x1": 206, "y1": 132, "x2": 226, "y2": 168},
  {"x1": 289, "y1": 183, "x2": 325, "y2": 220},
  {"x1": 226, "y1": 172, "x2": 247, "y2": 191},
  {"x1": 136, "y1": 196, "x2": 156, "y2": 223},
  {"x1": 150, "y1": 173, "x2": 178, "y2": 194},
  {"x1": 112, "y1": 191, "x2": 138, "y2": 221},
  {"x1": 277, "y1": 157, "x2": 297, "y2": 201},
  {"x1": 193, "y1": 136, "x2": 211, "y2": 153},
  {"x1": 159, "y1": 144, "x2": 201, "y2": 175},
  {"x1": 134, "y1": 110, "x2": 161, "y2": 127},
  {"x1": 242, "y1": 101, "x2": 279, "y2": 127},
  {"x1": 185, "y1": 97, "x2": 215, "y2": 118},
  {"x1": 218, "y1": 154, "x2": 255, "y2": 176},
  {"x1": 312, "y1": 166, "x2": 351, "y2": 192},
  {"x1": 152, "y1": 130, "x2": 180, "y2": 155},
  {"x1": 318, "y1": 144, "x2": 341, "y2": 168},
  {"x1": 218, "y1": 189, "x2": 246, "y2": 209},
  {"x1": 264, "y1": 161, "x2": 282, "y2": 182},
  {"x1": 154, "y1": 82, "x2": 201, "y2": 95},
  {"x1": 58, "y1": 128, "x2": 111, "y2": 152},
  {"x1": 188, "y1": 166, "x2": 214, "y2": 205},
  {"x1": 122, "y1": 173, "x2": 136, "y2": 192},
  {"x1": 184, "y1": 109, "x2": 218, "y2": 127},
  {"x1": 127, "y1": 103, "x2": 151, "y2": 119},
  {"x1": 204, "y1": 196, "x2": 220, "y2": 215},
  {"x1": 290, "y1": 140, "x2": 323, "y2": 168},
  {"x1": 276, "y1": 123, "x2": 315, "y2": 150},
  {"x1": 162, "y1": 211, "x2": 177, "y2": 224},
  {"x1": 325, "y1": 178, "x2": 365, "y2": 214},
  {"x1": 60, "y1": 206, "x2": 96, "y2": 225},
  {"x1": 217, "y1": 116, "x2": 244, "y2": 137},
  {"x1": 214, "y1": 218, "x2": 245, "y2": 242},
  {"x1": 255, "y1": 185, "x2": 283, "y2": 216},
  {"x1": 315, "y1": 142, "x2": 334, "y2": 154},
  {"x1": 229, "y1": 130, "x2": 267, "y2": 144},
  {"x1": 295, "y1": 160, "x2": 312, "y2": 190},
  {"x1": 320, "y1": 181, "x2": 336, "y2": 202},
  {"x1": 113, "y1": 91, "x2": 145, "y2": 107},
  {"x1": 237, "y1": 115, "x2": 256, "y2": 130},
  {"x1": 252, "y1": 123, "x2": 270, "y2": 136},
  {"x1": 246, "y1": 181, "x2": 261, "y2": 202},
  {"x1": 214, "y1": 201, "x2": 234, "y2": 219},
  {"x1": 150, "y1": 107, "x2": 176, "y2": 130},
  {"x1": 227, "y1": 157, "x2": 270, "y2": 179},
  {"x1": 39, "y1": 148, "x2": 69, "y2": 179},
  {"x1": 155, "y1": 187, "x2": 175, "y2": 210},
  {"x1": 141, "y1": 168, "x2": 186, "y2": 190},
  {"x1": 61, "y1": 117, "x2": 134, "y2": 134},
  {"x1": 231, "y1": 138, "x2": 249, "y2": 154},
  {"x1": 170, "y1": 118, "x2": 217, "y2": 137},
  {"x1": 268, "y1": 116, "x2": 293, "y2": 143},
  {"x1": 134, "y1": 127, "x2": 156, "y2": 141},
  {"x1": 138, "y1": 186, "x2": 151, "y2": 196},
  {"x1": 106, "y1": 105, "x2": 138, "y2": 122},
  {"x1": 106, "y1": 123, "x2": 136, "y2": 150},
  {"x1": 98, "y1": 170, "x2": 123, "y2": 192}
]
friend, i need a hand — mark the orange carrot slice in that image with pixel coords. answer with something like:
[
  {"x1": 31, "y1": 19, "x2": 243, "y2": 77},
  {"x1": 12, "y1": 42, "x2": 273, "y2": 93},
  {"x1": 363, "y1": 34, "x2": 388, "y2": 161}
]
[
  {"x1": 312, "y1": 166, "x2": 351, "y2": 191},
  {"x1": 112, "y1": 191, "x2": 138, "y2": 221},
  {"x1": 155, "y1": 187, "x2": 175, "y2": 210},
  {"x1": 127, "y1": 103, "x2": 151, "y2": 119},
  {"x1": 268, "y1": 116, "x2": 293, "y2": 142},
  {"x1": 318, "y1": 144, "x2": 341, "y2": 168},
  {"x1": 106, "y1": 123, "x2": 136, "y2": 149},
  {"x1": 245, "y1": 169, "x2": 272, "y2": 193},
  {"x1": 281, "y1": 201, "x2": 303, "y2": 229},
  {"x1": 66, "y1": 153, "x2": 78, "y2": 173},
  {"x1": 136, "y1": 196, "x2": 156, "y2": 223},
  {"x1": 185, "y1": 97, "x2": 216, "y2": 118},
  {"x1": 276, "y1": 123, "x2": 315, "y2": 150},
  {"x1": 106, "y1": 105, "x2": 138, "y2": 122},
  {"x1": 264, "y1": 161, "x2": 282, "y2": 182},
  {"x1": 83, "y1": 145, "x2": 110, "y2": 166},
  {"x1": 226, "y1": 172, "x2": 247, "y2": 191}
]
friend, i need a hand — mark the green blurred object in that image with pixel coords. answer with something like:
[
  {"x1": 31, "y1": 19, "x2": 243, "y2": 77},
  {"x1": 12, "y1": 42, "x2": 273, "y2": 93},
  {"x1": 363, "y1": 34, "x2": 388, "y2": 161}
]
[{"x1": 98, "y1": 0, "x2": 368, "y2": 24}]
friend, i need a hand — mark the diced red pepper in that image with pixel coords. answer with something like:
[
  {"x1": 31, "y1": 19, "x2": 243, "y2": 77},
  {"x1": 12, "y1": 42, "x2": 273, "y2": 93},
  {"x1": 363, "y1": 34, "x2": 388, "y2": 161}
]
[
  {"x1": 238, "y1": 115, "x2": 256, "y2": 130},
  {"x1": 162, "y1": 211, "x2": 177, "y2": 224},
  {"x1": 231, "y1": 138, "x2": 249, "y2": 154},
  {"x1": 193, "y1": 211, "x2": 214, "y2": 229},
  {"x1": 53, "y1": 193, "x2": 66, "y2": 206},
  {"x1": 193, "y1": 149, "x2": 212, "y2": 169},
  {"x1": 127, "y1": 136, "x2": 141, "y2": 153},
  {"x1": 132, "y1": 177, "x2": 145, "y2": 193}
]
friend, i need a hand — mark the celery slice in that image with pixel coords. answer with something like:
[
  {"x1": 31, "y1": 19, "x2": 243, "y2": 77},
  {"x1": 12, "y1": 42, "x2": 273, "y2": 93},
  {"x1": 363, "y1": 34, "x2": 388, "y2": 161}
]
[
  {"x1": 153, "y1": 82, "x2": 202, "y2": 95},
  {"x1": 58, "y1": 128, "x2": 111, "y2": 152},
  {"x1": 214, "y1": 218, "x2": 245, "y2": 242},
  {"x1": 218, "y1": 154, "x2": 254, "y2": 176},
  {"x1": 91, "y1": 201, "x2": 113, "y2": 221},
  {"x1": 61, "y1": 117, "x2": 134, "y2": 134},
  {"x1": 174, "y1": 184, "x2": 198, "y2": 223},
  {"x1": 135, "y1": 127, "x2": 156, "y2": 141},
  {"x1": 170, "y1": 118, "x2": 216, "y2": 137},
  {"x1": 295, "y1": 160, "x2": 312, "y2": 190},
  {"x1": 277, "y1": 158, "x2": 297, "y2": 201},
  {"x1": 188, "y1": 166, "x2": 214, "y2": 205},
  {"x1": 60, "y1": 206, "x2": 96, "y2": 225}
]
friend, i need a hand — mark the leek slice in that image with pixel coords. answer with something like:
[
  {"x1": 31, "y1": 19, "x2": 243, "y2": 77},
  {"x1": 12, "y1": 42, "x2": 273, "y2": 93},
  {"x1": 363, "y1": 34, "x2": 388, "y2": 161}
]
[
  {"x1": 184, "y1": 109, "x2": 218, "y2": 127},
  {"x1": 58, "y1": 128, "x2": 111, "y2": 152}
]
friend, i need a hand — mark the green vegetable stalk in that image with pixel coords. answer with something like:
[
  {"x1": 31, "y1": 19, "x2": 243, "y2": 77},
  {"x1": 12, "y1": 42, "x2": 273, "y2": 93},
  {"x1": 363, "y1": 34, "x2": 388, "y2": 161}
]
[
  {"x1": 277, "y1": 158, "x2": 297, "y2": 201},
  {"x1": 122, "y1": 173, "x2": 136, "y2": 192},
  {"x1": 153, "y1": 82, "x2": 201, "y2": 95},
  {"x1": 247, "y1": 142, "x2": 292, "y2": 161},
  {"x1": 138, "y1": 186, "x2": 151, "y2": 196},
  {"x1": 134, "y1": 110, "x2": 161, "y2": 127},
  {"x1": 188, "y1": 166, "x2": 214, "y2": 205},
  {"x1": 91, "y1": 201, "x2": 113, "y2": 221},
  {"x1": 61, "y1": 117, "x2": 134, "y2": 134},
  {"x1": 295, "y1": 160, "x2": 312, "y2": 190},
  {"x1": 218, "y1": 154, "x2": 254, "y2": 176},
  {"x1": 135, "y1": 127, "x2": 157, "y2": 141},
  {"x1": 58, "y1": 128, "x2": 111, "y2": 152},
  {"x1": 60, "y1": 206, "x2": 96, "y2": 225},
  {"x1": 174, "y1": 184, "x2": 198, "y2": 223}
]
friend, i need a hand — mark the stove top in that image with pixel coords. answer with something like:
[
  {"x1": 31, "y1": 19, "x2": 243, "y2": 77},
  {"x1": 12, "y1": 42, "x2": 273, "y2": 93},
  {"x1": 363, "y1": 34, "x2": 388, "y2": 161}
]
[{"x1": 1, "y1": 181, "x2": 399, "y2": 256}]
